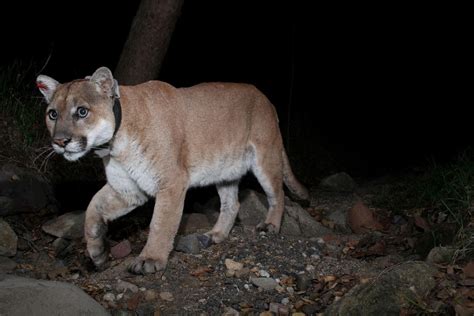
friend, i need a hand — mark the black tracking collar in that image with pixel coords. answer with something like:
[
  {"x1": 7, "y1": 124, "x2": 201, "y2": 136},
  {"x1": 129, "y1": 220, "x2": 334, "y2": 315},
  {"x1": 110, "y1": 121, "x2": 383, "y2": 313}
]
[{"x1": 113, "y1": 97, "x2": 122, "y2": 136}]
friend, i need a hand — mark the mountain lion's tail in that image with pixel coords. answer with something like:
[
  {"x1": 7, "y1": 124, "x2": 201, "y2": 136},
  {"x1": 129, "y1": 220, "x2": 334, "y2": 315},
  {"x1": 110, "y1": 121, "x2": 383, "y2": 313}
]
[{"x1": 282, "y1": 149, "x2": 309, "y2": 202}]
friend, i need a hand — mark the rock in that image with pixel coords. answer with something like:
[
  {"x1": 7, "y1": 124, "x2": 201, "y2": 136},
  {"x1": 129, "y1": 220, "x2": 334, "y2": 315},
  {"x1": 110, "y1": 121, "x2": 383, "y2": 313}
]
[
  {"x1": 53, "y1": 238, "x2": 71, "y2": 258},
  {"x1": 103, "y1": 292, "x2": 116, "y2": 302},
  {"x1": 222, "y1": 306, "x2": 240, "y2": 316},
  {"x1": 238, "y1": 190, "x2": 268, "y2": 227},
  {"x1": 175, "y1": 233, "x2": 201, "y2": 254},
  {"x1": 0, "y1": 256, "x2": 17, "y2": 272},
  {"x1": 144, "y1": 289, "x2": 158, "y2": 301},
  {"x1": 0, "y1": 164, "x2": 56, "y2": 216},
  {"x1": 325, "y1": 261, "x2": 437, "y2": 315},
  {"x1": 269, "y1": 302, "x2": 289, "y2": 315},
  {"x1": 235, "y1": 267, "x2": 250, "y2": 279},
  {"x1": 302, "y1": 303, "x2": 323, "y2": 315},
  {"x1": 296, "y1": 273, "x2": 312, "y2": 291},
  {"x1": 250, "y1": 277, "x2": 278, "y2": 291},
  {"x1": 42, "y1": 211, "x2": 85, "y2": 239},
  {"x1": 0, "y1": 275, "x2": 108, "y2": 315},
  {"x1": 225, "y1": 258, "x2": 244, "y2": 277},
  {"x1": 225, "y1": 258, "x2": 244, "y2": 271},
  {"x1": 283, "y1": 198, "x2": 331, "y2": 237},
  {"x1": 178, "y1": 213, "x2": 211, "y2": 234},
  {"x1": 326, "y1": 208, "x2": 352, "y2": 233},
  {"x1": 347, "y1": 201, "x2": 383, "y2": 234},
  {"x1": 319, "y1": 172, "x2": 356, "y2": 192},
  {"x1": 116, "y1": 280, "x2": 139, "y2": 293},
  {"x1": 238, "y1": 190, "x2": 331, "y2": 237},
  {"x1": 426, "y1": 246, "x2": 456, "y2": 264},
  {"x1": 159, "y1": 291, "x2": 174, "y2": 302},
  {"x1": 280, "y1": 210, "x2": 302, "y2": 235},
  {"x1": 111, "y1": 240, "x2": 132, "y2": 259},
  {"x1": 0, "y1": 219, "x2": 17, "y2": 256}
]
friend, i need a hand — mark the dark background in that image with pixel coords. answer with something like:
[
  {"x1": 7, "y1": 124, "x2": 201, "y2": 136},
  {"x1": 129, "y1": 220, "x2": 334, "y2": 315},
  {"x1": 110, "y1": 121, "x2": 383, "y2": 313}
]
[{"x1": 1, "y1": 1, "x2": 471, "y2": 180}]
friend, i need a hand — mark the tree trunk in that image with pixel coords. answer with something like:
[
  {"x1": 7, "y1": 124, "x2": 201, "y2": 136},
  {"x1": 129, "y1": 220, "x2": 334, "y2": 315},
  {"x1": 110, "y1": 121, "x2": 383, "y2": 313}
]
[{"x1": 114, "y1": 0, "x2": 184, "y2": 85}]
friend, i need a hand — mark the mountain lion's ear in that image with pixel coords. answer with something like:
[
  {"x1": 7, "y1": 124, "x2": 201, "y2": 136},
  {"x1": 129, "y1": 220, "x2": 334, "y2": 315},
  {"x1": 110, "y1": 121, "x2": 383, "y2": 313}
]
[
  {"x1": 89, "y1": 67, "x2": 116, "y2": 98},
  {"x1": 36, "y1": 75, "x2": 59, "y2": 103}
]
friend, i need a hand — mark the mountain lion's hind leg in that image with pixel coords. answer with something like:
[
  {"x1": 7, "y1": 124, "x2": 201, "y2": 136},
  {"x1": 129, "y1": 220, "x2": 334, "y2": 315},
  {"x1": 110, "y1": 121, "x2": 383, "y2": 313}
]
[
  {"x1": 199, "y1": 181, "x2": 240, "y2": 247},
  {"x1": 85, "y1": 184, "x2": 146, "y2": 268},
  {"x1": 252, "y1": 148, "x2": 285, "y2": 233}
]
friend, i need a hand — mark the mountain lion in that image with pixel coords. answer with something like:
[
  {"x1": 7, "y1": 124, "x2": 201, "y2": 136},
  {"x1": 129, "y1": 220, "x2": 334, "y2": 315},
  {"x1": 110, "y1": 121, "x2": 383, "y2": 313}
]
[{"x1": 36, "y1": 67, "x2": 309, "y2": 274}]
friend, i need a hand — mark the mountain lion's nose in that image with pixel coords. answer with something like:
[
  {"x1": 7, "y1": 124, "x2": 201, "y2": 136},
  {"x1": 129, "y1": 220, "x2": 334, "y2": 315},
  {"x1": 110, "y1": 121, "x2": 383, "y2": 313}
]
[{"x1": 53, "y1": 137, "x2": 71, "y2": 148}]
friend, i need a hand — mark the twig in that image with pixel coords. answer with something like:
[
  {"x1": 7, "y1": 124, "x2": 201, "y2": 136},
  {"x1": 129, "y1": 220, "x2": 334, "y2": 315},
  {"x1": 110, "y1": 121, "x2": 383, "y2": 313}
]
[{"x1": 19, "y1": 235, "x2": 41, "y2": 253}]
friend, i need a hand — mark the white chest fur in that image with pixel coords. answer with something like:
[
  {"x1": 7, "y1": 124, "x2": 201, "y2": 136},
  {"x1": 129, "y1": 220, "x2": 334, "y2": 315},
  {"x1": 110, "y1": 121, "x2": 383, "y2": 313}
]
[{"x1": 107, "y1": 137, "x2": 159, "y2": 197}]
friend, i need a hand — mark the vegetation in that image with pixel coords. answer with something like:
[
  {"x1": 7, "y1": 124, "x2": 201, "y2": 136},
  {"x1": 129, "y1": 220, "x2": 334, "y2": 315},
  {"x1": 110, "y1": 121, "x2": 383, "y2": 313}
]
[
  {"x1": 374, "y1": 151, "x2": 474, "y2": 262},
  {"x1": 0, "y1": 61, "x2": 47, "y2": 161},
  {"x1": 0, "y1": 61, "x2": 103, "y2": 181}
]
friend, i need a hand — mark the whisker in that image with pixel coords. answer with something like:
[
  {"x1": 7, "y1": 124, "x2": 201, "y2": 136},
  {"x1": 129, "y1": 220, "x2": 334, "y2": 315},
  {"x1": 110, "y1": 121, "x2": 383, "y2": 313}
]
[
  {"x1": 39, "y1": 150, "x2": 56, "y2": 172},
  {"x1": 33, "y1": 147, "x2": 54, "y2": 166}
]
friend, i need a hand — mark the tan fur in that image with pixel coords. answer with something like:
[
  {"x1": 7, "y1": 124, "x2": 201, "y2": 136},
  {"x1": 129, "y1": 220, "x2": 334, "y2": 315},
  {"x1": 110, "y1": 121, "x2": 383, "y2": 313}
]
[{"x1": 37, "y1": 67, "x2": 308, "y2": 274}]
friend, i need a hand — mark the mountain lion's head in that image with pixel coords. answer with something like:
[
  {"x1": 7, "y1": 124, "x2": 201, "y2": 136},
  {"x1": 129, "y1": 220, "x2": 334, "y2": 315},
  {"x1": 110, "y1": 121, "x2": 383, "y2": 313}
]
[{"x1": 36, "y1": 67, "x2": 119, "y2": 161}]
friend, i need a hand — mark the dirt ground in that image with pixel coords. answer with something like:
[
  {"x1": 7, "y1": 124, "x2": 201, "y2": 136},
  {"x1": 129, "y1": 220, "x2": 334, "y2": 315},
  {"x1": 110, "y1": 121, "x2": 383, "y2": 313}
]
[{"x1": 4, "y1": 178, "x2": 472, "y2": 315}]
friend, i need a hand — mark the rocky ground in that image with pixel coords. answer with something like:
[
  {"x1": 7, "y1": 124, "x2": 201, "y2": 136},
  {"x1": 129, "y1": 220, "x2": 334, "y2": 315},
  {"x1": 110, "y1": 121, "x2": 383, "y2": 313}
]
[{"x1": 1, "y1": 166, "x2": 474, "y2": 315}]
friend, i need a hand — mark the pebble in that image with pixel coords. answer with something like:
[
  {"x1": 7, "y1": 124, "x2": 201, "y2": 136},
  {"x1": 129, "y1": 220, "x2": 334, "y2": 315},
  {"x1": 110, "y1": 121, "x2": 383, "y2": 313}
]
[
  {"x1": 222, "y1": 307, "x2": 239, "y2": 316},
  {"x1": 159, "y1": 291, "x2": 174, "y2": 302},
  {"x1": 250, "y1": 277, "x2": 278, "y2": 291},
  {"x1": 259, "y1": 269, "x2": 270, "y2": 277},
  {"x1": 116, "y1": 279, "x2": 139, "y2": 293},
  {"x1": 144, "y1": 289, "x2": 157, "y2": 301},
  {"x1": 296, "y1": 273, "x2": 312, "y2": 291},
  {"x1": 103, "y1": 292, "x2": 116, "y2": 302},
  {"x1": 287, "y1": 287, "x2": 295, "y2": 295},
  {"x1": 281, "y1": 297, "x2": 290, "y2": 305},
  {"x1": 235, "y1": 267, "x2": 250, "y2": 278},
  {"x1": 269, "y1": 302, "x2": 289, "y2": 315},
  {"x1": 225, "y1": 258, "x2": 244, "y2": 271},
  {"x1": 110, "y1": 239, "x2": 132, "y2": 259},
  {"x1": 175, "y1": 234, "x2": 201, "y2": 254}
]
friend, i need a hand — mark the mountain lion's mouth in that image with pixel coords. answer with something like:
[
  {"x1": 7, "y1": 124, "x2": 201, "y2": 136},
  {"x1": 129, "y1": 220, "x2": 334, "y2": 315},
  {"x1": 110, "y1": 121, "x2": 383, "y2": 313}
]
[{"x1": 63, "y1": 150, "x2": 87, "y2": 161}]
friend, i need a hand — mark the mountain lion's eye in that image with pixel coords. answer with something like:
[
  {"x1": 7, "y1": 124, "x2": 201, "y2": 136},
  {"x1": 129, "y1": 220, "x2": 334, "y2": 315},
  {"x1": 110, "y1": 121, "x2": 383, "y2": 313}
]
[
  {"x1": 77, "y1": 107, "x2": 89, "y2": 118},
  {"x1": 48, "y1": 109, "x2": 58, "y2": 120}
]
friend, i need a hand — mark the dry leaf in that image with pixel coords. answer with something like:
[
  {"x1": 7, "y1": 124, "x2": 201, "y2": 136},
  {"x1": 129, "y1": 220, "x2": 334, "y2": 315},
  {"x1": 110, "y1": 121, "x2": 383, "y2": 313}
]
[
  {"x1": 455, "y1": 304, "x2": 474, "y2": 316},
  {"x1": 190, "y1": 266, "x2": 213, "y2": 277},
  {"x1": 463, "y1": 261, "x2": 474, "y2": 278},
  {"x1": 322, "y1": 275, "x2": 336, "y2": 283},
  {"x1": 414, "y1": 215, "x2": 430, "y2": 231}
]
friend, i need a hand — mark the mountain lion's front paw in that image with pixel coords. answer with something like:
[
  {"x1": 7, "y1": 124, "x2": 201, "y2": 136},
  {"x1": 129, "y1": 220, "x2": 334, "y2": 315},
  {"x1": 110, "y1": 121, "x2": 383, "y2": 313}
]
[
  {"x1": 128, "y1": 257, "x2": 166, "y2": 275},
  {"x1": 87, "y1": 241, "x2": 109, "y2": 268}
]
